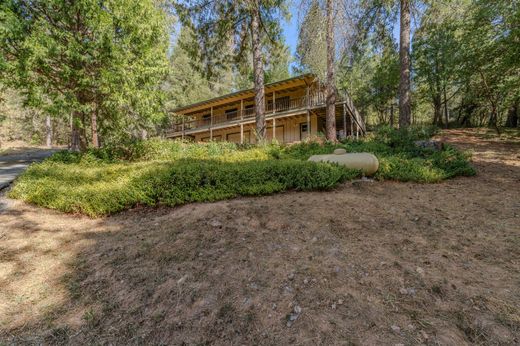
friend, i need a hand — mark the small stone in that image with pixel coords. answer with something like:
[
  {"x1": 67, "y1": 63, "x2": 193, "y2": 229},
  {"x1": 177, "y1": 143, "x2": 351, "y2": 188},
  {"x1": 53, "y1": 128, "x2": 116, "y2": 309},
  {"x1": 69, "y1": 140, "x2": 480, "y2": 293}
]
[
  {"x1": 416, "y1": 267, "x2": 425, "y2": 275},
  {"x1": 303, "y1": 278, "x2": 309, "y2": 284},
  {"x1": 272, "y1": 303, "x2": 277, "y2": 310},
  {"x1": 333, "y1": 148, "x2": 347, "y2": 155},
  {"x1": 414, "y1": 140, "x2": 443, "y2": 151},
  {"x1": 338, "y1": 299, "x2": 344, "y2": 305},
  {"x1": 288, "y1": 273, "x2": 295, "y2": 281},
  {"x1": 331, "y1": 303, "x2": 337, "y2": 310},
  {"x1": 209, "y1": 219, "x2": 222, "y2": 228},
  {"x1": 399, "y1": 288, "x2": 408, "y2": 295},
  {"x1": 177, "y1": 275, "x2": 188, "y2": 285},
  {"x1": 391, "y1": 325, "x2": 401, "y2": 334},
  {"x1": 286, "y1": 305, "x2": 302, "y2": 327},
  {"x1": 311, "y1": 236, "x2": 318, "y2": 243}
]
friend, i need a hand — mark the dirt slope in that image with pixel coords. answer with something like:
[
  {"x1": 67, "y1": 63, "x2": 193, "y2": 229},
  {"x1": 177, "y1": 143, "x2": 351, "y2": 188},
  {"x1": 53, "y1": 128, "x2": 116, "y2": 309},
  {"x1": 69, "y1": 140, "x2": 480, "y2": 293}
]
[{"x1": 1, "y1": 129, "x2": 519, "y2": 345}]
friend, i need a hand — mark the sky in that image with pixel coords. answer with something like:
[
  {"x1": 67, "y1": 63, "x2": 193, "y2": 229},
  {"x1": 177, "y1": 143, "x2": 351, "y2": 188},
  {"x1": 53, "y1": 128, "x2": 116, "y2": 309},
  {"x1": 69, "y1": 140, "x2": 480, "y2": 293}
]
[{"x1": 282, "y1": 2, "x2": 301, "y2": 58}]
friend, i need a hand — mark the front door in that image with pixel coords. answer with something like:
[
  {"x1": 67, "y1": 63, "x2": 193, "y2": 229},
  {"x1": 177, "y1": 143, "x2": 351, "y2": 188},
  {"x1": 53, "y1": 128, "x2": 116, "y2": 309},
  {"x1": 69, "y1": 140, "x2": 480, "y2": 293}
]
[{"x1": 300, "y1": 122, "x2": 309, "y2": 140}]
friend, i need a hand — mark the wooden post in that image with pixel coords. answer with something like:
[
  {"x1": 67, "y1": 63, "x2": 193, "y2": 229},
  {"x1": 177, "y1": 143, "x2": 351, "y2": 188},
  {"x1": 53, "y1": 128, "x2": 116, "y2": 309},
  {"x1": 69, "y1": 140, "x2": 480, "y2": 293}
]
[
  {"x1": 240, "y1": 123, "x2": 244, "y2": 144},
  {"x1": 240, "y1": 99, "x2": 244, "y2": 120},
  {"x1": 182, "y1": 116, "x2": 185, "y2": 140},
  {"x1": 272, "y1": 118, "x2": 276, "y2": 141},
  {"x1": 306, "y1": 111, "x2": 311, "y2": 140},
  {"x1": 210, "y1": 106, "x2": 213, "y2": 140},
  {"x1": 273, "y1": 91, "x2": 276, "y2": 114},
  {"x1": 342, "y1": 103, "x2": 347, "y2": 140},
  {"x1": 306, "y1": 85, "x2": 310, "y2": 108},
  {"x1": 350, "y1": 113, "x2": 354, "y2": 138}
]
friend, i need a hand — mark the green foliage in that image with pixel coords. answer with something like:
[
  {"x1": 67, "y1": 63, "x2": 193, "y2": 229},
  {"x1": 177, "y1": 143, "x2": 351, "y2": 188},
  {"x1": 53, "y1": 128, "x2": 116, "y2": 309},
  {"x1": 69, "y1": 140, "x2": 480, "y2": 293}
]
[
  {"x1": 166, "y1": 26, "x2": 215, "y2": 110},
  {"x1": 0, "y1": 0, "x2": 170, "y2": 145},
  {"x1": 10, "y1": 142, "x2": 356, "y2": 217},
  {"x1": 294, "y1": 0, "x2": 326, "y2": 80},
  {"x1": 175, "y1": 0, "x2": 290, "y2": 93},
  {"x1": 9, "y1": 126, "x2": 475, "y2": 217},
  {"x1": 372, "y1": 125, "x2": 438, "y2": 149},
  {"x1": 281, "y1": 126, "x2": 474, "y2": 183}
]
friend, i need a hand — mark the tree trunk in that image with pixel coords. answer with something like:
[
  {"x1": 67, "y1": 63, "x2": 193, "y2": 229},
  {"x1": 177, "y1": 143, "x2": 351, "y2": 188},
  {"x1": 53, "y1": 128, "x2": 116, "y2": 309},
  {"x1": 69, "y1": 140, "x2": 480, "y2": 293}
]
[
  {"x1": 398, "y1": 0, "x2": 411, "y2": 128},
  {"x1": 91, "y1": 107, "x2": 99, "y2": 148},
  {"x1": 45, "y1": 115, "x2": 52, "y2": 147},
  {"x1": 70, "y1": 112, "x2": 81, "y2": 152},
  {"x1": 505, "y1": 101, "x2": 518, "y2": 128},
  {"x1": 251, "y1": 1, "x2": 266, "y2": 143},
  {"x1": 488, "y1": 102, "x2": 500, "y2": 134},
  {"x1": 325, "y1": 0, "x2": 337, "y2": 141},
  {"x1": 390, "y1": 102, "x2": 394, "y2": 127},
  {"x1": 443, "y1": 85, "x2": 449, "y2": 129},
  {"x1": 432, "y1": 93, "x2": 442, "y2": 127}
]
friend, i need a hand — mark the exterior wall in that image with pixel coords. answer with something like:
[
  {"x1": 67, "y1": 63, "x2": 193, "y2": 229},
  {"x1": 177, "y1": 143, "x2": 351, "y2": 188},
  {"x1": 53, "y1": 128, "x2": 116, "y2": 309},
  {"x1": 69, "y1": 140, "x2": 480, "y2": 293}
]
[
  {"x1": 192, "y1": 113, "x2": 318, "y2": 144},
  {"x1": 185, "y1": 86, "x2": 309, "y2": 126}
]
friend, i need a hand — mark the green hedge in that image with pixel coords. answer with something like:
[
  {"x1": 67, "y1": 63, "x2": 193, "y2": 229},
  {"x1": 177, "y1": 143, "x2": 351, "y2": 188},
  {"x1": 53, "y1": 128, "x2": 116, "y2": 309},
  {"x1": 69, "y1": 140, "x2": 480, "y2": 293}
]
[
  {"x1": 9, "y1": 126, "x2": 475, "y2": 216},
  {"x1": 9, "y1": 158, "x2": 358, "y2": 217}
]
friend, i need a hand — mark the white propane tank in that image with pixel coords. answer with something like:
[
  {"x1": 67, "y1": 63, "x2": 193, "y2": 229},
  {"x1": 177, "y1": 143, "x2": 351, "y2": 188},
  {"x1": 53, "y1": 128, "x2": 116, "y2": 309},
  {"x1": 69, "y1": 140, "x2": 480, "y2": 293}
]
[{"x1": 308, "y1": 149, "x2": 379, "y2": 175}]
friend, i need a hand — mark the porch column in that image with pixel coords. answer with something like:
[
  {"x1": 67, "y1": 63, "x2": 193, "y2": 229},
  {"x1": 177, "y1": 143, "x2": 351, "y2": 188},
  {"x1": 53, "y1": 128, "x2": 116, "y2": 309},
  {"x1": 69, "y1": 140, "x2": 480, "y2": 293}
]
[
  {"x1": 306, "y1": 85, "x2": 310, "y2": 109},
  {"x1": 342, "y1": 103, "x2": 347, "y2": 139},
  {"x1": 350, "y1": 113, "x2": 354, "y2": 138},
  {"x1": 210, "y1": 106, "x2": 213, "y2": 140},
  {"x1": 240, "y1": 123, "x2": 244, "y2": 144},
  {"x1": 306, "y1": 110, "x2": 311, "y2": 139},
  {"x1": 273, "y1": 91, "x2": 276, "y2": 114},
  {"x1": 272, "y1": 118, "x2": 276, "y2": 141},
  {"x1": 240, "y1": 99, "x2": 244, "y2": 120},
  {"x1": 182, "y1": 116, "x2": 185, "y2": 140}
]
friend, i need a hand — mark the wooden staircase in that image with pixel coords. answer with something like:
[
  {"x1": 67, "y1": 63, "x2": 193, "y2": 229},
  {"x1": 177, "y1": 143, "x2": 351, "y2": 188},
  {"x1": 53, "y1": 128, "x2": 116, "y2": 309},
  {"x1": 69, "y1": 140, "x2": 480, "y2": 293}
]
[{"x1": 341, "y1": 90, "x2": 366, "y2": 136}]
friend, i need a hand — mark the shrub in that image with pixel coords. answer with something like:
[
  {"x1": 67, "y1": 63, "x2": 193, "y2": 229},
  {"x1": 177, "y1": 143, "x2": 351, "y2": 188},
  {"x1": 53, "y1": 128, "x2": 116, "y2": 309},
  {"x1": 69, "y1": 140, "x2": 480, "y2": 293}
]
[
  {"x1": 9, "y1": 126, "x2": 475, "y2": 216},
  {"x1": 373, "y1": 125, "x2": 438, "y2": 148},
  {"x1": 9, "y1": 158, "x2": 358, "y2": 217}
]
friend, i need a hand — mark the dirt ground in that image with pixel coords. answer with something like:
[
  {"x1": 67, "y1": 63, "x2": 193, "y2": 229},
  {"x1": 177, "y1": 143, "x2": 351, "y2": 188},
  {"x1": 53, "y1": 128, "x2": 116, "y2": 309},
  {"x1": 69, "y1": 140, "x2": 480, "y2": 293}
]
[{"x1": 0, "y1": 129, "x2": 519, "y2": 345}]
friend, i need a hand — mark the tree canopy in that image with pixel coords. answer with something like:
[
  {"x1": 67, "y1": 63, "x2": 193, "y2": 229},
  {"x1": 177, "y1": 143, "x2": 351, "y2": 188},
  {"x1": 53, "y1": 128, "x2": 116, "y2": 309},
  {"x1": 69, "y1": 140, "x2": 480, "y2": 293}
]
[{"x1": 0, "y1": 0, "x2": 170, "y2": 148}]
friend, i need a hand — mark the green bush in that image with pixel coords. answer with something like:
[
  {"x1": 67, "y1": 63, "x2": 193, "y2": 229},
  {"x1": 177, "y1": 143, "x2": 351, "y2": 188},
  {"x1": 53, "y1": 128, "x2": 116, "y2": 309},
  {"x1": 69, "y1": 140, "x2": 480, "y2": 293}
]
[
  {"x1": 9, "y1": 126, "x2": 475, "y2": 216},
  {"x1": 9, "y1": 158, "x2": 357, "y2": 217},
  {"x1": 373, "y1": 125, "x2": 438, "y2": 149}
]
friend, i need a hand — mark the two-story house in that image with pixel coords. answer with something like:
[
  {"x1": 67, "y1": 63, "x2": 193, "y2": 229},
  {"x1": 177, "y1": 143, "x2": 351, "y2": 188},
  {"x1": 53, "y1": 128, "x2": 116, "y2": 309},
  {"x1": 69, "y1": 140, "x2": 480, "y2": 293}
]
[{"x1": 166, "y1": 74, "x2": 365, "y2": 144}]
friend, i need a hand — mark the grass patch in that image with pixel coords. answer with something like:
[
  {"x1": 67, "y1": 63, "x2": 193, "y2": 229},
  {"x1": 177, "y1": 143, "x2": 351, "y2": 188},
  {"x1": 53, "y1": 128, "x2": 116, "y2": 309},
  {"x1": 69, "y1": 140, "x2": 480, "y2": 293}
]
[{"x1": 9, "y1": 126, "x2": 475, "y2": 217}]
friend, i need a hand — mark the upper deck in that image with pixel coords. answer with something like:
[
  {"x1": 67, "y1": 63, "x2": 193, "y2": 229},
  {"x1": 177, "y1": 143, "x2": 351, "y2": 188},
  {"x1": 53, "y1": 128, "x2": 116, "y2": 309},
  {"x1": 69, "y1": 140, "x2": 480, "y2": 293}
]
[{"x1": 166, "y1": 74, "x2": 365, "y2": 139}]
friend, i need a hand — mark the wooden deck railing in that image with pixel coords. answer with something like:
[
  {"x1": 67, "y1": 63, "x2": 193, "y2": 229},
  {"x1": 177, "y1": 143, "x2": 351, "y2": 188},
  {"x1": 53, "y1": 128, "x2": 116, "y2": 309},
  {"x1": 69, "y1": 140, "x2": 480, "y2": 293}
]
[{"x1": 167, "y1": 91, "x2": 366, "y2": 136}]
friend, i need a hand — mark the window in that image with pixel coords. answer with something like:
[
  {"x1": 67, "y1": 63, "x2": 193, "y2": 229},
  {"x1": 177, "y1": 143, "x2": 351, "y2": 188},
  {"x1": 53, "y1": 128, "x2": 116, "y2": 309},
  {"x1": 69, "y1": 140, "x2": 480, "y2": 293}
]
[
  {"x1": 225, "y1": 108, "x2": 238, "y2": 120},
  {"x1": 300, "y1": 122, "x2": 310, "y2": 140},
  {"x1": 244, "y1": 105, "x2": 254, "y2": 117}
]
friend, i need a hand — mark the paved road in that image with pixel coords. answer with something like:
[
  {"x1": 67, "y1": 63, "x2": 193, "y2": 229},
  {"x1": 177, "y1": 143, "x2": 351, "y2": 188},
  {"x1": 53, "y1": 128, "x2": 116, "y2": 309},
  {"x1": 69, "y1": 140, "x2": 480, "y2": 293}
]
[{"x1": 0, "y1": 148, "x2": 59, "y2": 189}]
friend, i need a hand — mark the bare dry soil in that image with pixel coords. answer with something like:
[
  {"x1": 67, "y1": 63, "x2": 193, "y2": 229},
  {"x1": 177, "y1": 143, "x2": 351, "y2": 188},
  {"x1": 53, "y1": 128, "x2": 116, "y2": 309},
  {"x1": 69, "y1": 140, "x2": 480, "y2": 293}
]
[{"x1": 1, "y1": 129, "x2": 519, "y2": 345}]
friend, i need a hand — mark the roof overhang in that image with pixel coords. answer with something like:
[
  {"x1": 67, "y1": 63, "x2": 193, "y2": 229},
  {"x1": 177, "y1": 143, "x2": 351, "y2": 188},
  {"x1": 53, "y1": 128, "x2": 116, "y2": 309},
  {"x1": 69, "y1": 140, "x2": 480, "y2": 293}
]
[{"x1": 171, "y1": 74, "x2": 317, "y2": 115}]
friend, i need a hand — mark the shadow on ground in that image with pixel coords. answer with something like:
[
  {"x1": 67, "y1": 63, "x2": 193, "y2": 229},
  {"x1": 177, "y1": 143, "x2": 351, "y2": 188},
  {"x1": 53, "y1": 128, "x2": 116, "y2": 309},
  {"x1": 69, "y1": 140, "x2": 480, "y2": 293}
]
[{"x1": 0, "y1": 130, "x2": 519, "y2": 345}]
